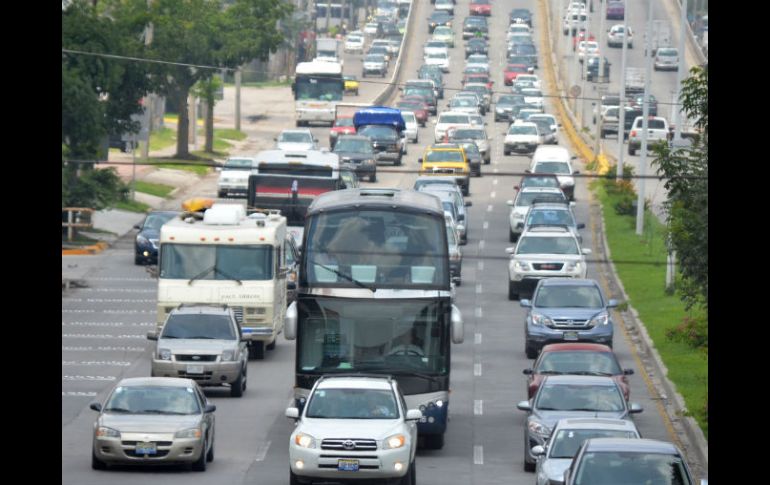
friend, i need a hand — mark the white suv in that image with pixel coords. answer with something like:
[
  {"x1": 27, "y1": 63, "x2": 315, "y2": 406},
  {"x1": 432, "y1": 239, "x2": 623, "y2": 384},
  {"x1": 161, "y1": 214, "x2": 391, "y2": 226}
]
[
  {"x1": 286, "y1": 376, "x2": 422, "y2": 485},
  {"x1": 217, "y1": 156, "x2": 255, "y2": 198},
  {"x1": 506, "y1": 226, "x2": 590, "y2": 300},
  {"x1": 507, "y1": 187, "x2": 570, "y2": 242},
  {"x1": 627, "y1": 115, "x2": 669, "y2": 155}
]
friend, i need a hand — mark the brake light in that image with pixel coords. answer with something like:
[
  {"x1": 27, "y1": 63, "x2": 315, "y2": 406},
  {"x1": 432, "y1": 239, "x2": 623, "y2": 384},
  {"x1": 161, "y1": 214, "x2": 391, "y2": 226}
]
[{"x1": 630, "y1": 130, "x2": 637, "y2": 137}]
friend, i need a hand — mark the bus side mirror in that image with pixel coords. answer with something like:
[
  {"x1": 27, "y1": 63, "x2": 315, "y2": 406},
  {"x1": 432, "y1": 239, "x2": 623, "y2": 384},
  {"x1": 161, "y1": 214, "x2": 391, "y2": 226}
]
[
  {"x1": 284, "y1": 301, "x2": 297, "y2": 340},
  {"x1": 451, "y1": 304, "x2": 464, "y2": 344}
]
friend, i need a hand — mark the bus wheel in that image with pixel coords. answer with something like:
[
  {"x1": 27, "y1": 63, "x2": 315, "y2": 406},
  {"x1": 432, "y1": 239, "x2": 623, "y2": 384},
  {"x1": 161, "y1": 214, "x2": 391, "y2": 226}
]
[
  {"x1": 266, "y1": 339, "x2": 277, "y2": 351},
  {"x1": 248, "y1": 341, "x2": 265, "y2": 360}
]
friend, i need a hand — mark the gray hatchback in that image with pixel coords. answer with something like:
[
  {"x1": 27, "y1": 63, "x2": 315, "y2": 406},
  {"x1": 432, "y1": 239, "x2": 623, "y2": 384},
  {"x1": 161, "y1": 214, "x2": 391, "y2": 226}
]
[{"x1": 521, "y1": 279, "x2": 617, "y2": 358}]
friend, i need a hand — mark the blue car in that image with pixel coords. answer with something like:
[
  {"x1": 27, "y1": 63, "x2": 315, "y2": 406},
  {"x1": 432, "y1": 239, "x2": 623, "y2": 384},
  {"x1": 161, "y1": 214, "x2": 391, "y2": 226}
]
[
  {"x1": 521, "y1": 278, "x2": 618, "y2": 358},
  {"x1": 133, "y1": 211, "x2": 179, "y2": 265}
]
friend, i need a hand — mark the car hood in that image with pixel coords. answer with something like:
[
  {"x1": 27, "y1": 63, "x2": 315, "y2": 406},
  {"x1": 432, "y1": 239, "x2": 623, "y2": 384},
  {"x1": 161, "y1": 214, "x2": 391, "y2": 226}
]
[
  {"x1": 515, "y1": 253, "x2": 583, "y2": 262},
  {"x1": 219, "y1": 170, "x2": 250, "y2": 181},
  {"x1": 541, "y1": 458, "x2": 572, "y2": 481},
  {"x1": 531, "y1": 409, "x2": 627, "y2": 428},
  {"x1": 505, "y1": 134, "x2": 539, "y2": 142},
  {"x1": 335, "y1": 151, "x2": 373, "y2": 162},
  {"x1": 298, "y1": 418, "x2": 404, "y2": 440},
  {"x1": 138, "y1": 228, "x2": 161, "y2": 240},
  {"x1": 99, "y1": 413, "x2": 201, "y2": 433},
  {"x1": 277, "y1": 142, "x2": 314, "y2": 151},
  {"x1": 533, "y1": 307, "x2": 605, "y2": 319},
  {"x1": 158, "y1": 338, "x2": 237, "y2": 353}
]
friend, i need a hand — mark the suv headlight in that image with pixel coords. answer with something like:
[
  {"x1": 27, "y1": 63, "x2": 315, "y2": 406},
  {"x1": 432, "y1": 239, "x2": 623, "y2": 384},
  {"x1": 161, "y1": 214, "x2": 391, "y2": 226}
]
[
  {"x1": 528, "y1": 420, "x2": 551, "y2": 440},
  {"x1": 295, "y1": 432, "x2": 316, "y2": 449},
  {"x1": 175, "y1": 428, "x2": 202, "y2": 439},
  {"x1": 96, "y1": 426, "x2": 121, "y2": 438},
  {"x1": 514, "y1": 260, "x2": 530, "y2": 271},
  {"x1": 385, "y1": 434, "x2": 406, "y2": 450},
  {"x1": 565, "y1": 261, "x2": 582, "y2": 272},
  {"x1": 531, "y1": 313, "x2": 552, "y2": 326},
  {"x1": 221, "y1": 349, "x2": 236, "y2": 362},
  {"x1": 589, "y1": 312, "x2": 610, "y2": 326},
  {"x1": 158, "y1": 348, "x2": 172, "y2": 361}
]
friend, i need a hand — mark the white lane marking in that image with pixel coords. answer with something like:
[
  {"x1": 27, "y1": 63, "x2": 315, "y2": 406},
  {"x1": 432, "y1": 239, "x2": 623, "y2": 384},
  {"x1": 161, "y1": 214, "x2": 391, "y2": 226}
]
[
  {"x1": 62, "y1": 361, "x2": 132, "y2": 366},
  {"x1": 63, "y1": 298, "x2": 157, "y2": 303},
  {"x1": 62, "y1": 334, "x2": 146, "y2": 339},
  {"x1": 62, "y1": 346, "x2": 146, "y2": 352},
  {"x1": 478, "y1": 240, "x2": 485, "y2": 250},
  {"x1": 474, "y1": 363, "x2": 482, "y2": 376},
  {"x1": 63, "y1": 322, "x2": 155, "y2": 327},
  {"x1": 483, "y1": 221, "x2": 489, "y2": 230},
  {"x1": 493, "y1": 179, "x2": 498, "y2": 185},
  {"x1": 490, "y1": 191, "x2": 496, "y2": 198},
  {"x1": 487, "y1": 205, "x2": 493, "y2": 212},
  {"x1": 474, "y1": 333, "x2": 482, "y2": 344},
  {"x1": 478, "y1": 261, "x2": 484, "y2": 271},
  {"x1": 474, "y1": 400, "x2": 483, "y2": 416},
  {"x1": 474, "y1": 445, "x2": 484, "y2": 465},
  {"x1": 475, "y1": 284, "x2": 482, "y2": 294},
  {"x1": 62, "y1": 391, "x2": 98, "y2": 397},
  {"x1": 62, "y1": 309, "x2": 155, "y2": 314},
  {"x1": 494, "y1": 168, "x2": 499, "y2": 173},
  {"x1": 62, "y1": 375, "x2": 117, "y2": 381},
  {"x1": 87, "y1": 277, "x2": 154, "y2": 281},
  {"x1": 475, "y1": 307, "x2": 482, "y2": 318},
  {"x1": 255, "y1": 441, "x2": 272, "y2": 462}
]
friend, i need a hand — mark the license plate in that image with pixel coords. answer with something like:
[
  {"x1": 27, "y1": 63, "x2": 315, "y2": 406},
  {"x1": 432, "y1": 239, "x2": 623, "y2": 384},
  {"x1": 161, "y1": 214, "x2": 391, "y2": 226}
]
[
  {"x1": 186, "y1": 364, "x2": 204, "y2": 374},
  {"x1": 541, "y1": 264, "x2": 558, "y2": 270},
  {"x1": 338, "y1": 459, "x2": 359, "y2": 472},
  {"x1": 564, "y1": 331, "x2": 579, "y2": 341},
  {"x1": 136, "y1": 442, "x2": 157, "y2": 455}
]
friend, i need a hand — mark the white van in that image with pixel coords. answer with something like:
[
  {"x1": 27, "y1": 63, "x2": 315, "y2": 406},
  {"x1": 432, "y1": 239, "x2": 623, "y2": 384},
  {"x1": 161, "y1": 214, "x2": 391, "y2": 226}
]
[{"x1": 529, "y1": 146, "x2": 579, "y2": 201}]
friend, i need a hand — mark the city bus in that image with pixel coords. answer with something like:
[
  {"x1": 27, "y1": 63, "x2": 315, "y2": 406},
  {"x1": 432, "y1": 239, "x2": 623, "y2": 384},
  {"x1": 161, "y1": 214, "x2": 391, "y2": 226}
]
[
  {"x1": 247, "y1": 149, "x2": 353, "y2": 226},
  {"x1": 284, "y1": 188, "x2": 465, "y2": 449},
  {"x1": 293, "y1": 60, "x2": 344, "y2": 126},
  {"x1": 156, "y1": 204, "x2": 290, "y2": 360}
]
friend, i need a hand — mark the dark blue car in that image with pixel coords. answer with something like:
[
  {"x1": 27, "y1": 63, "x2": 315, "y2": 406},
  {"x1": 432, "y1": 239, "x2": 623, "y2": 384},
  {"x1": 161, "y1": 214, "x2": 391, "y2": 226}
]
[
  {"x1": 133, "y1": 211, "x2": 179, "y2": 265},
  {"x1": 521, "y1": 278, "x2": 618, "y2": 358}
]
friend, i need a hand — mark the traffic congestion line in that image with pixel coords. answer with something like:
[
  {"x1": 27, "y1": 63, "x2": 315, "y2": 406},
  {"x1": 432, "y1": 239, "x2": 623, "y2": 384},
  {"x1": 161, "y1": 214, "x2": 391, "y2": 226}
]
[
  {"x1": 473, "y1": 445, "x2": 484, "y2": 465},
  {"x1": 62, "y1": 361, "x2": 132, "y2": 366},
  {"x1": 62, "y1": 334, "x2": 146, "y2": 339},
  {"x1": 474, "y1": 400, "x2": 483, "y2": 416},
  {"x1": 474, "y1": 333, "x2": 482, "y2": 345}
]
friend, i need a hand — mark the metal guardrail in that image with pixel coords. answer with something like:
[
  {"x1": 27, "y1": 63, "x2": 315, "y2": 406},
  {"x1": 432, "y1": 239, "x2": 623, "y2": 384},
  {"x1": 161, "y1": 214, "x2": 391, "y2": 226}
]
[{"x1": 62, "y1": 207, "x2": 94, "y2": 241}]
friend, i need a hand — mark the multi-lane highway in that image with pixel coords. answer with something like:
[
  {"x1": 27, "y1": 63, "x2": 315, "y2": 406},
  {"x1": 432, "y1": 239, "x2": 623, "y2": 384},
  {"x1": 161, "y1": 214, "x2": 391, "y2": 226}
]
[{"x1": 62, "y1": 1, "x2": 703, "y2": 483}]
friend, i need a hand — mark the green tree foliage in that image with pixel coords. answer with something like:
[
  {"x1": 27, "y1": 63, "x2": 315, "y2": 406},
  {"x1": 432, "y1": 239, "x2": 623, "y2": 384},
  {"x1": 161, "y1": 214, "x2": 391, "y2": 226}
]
[{"x1": 652, "y1": 65, "x2": 708, "y2": 321}]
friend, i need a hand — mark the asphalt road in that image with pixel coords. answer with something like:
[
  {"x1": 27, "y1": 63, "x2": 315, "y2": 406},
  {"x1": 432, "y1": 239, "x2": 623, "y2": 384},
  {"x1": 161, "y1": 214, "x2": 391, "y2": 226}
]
[{"x1": 62, "y1": 1, "x2": 695, "y2": 483}]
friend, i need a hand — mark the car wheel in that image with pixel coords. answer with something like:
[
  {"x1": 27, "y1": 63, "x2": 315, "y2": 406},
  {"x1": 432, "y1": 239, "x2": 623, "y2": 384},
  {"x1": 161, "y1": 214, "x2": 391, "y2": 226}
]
[
  {"x1": 462, "y1": 186, "x2": 469, "y2": 196},
  {"x1": 218, "y1": 190, "x2": 227, "y2": 198},
  {"x1": 455, "y1": 277, "x2": 462, "y2": 287},
  {"x1": 509, "y1": 229, "x2": 517, "y2": 243},
  {"x1": 230, "y1": 367, "x2": 245, "y2": 397},
  {"x1": 248, "y1": 341, "x2": 265, "y2": 360},
  {"x1": 524, "y1": 456, "x2": 536, "y2": 472},
  {"x1": 628, "y1": 146, "x2": 636, "y2": 156},
  {"x1": 504, "y1": 148, "x2": 510, "y2": 156},
  {"x1": 206, "y1": 435, "x2": 215, "y2": 462},
  {"x1": 266, "y1": 338, "x2": 277, "y2": 350},
  {"x1": 290, "y1": 469, "x2": 301, "y2": 485},
  {"x1": 525, "y1": 343, "x2": 538, "y2": 359},
  {"x1": 134, "y1": 255, "x2": 143, "y2": 265},
  {"x1": 395, "y1": 155, "x2": 402, "y2": 166},
  {"x1": 91, "y1": 450, "x2": 107, "y2": 470},
  {"x1": 192, "y1": 437, "x2": 208, "y2": 471},
  {"x1": 369, "y1": 173, "x2": 376, "y2": 182},
  {"x1": 508, "y1": 281, "x2": 518, "y2": 301},
  {"x1": 401, "y1": 458, "x2": 415, "y2": 485}
]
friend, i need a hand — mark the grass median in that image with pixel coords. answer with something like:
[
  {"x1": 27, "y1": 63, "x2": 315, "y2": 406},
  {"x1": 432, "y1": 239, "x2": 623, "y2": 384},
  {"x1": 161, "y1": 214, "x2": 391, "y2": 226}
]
[
  {"x1": 133, "y1": 181, "x2": 174, "y2": 198},
  {"x1": 594, "y1": 179, "x2": 708, "y2": 439}
]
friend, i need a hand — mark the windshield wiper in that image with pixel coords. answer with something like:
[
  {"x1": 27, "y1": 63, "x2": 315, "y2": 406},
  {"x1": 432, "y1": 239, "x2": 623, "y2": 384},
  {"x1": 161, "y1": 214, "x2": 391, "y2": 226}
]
[
  {"x1": 104, "y1": 407, "x2": 132, "y2": 413},
  {"x1": 185, "y1": 336, "x2": 217, "y2": 339},
  {"x1": 309, "y1": 260, "x2": 376, "y2": 293},
  {"x1": 188, "y1": 265, "x2": 215, "y2": 285},
  {"x1": 538, "y1": 370, "x2": 565, "y2": 375},
  {"x1": 571, "y1": 371, "x2": 612, "y2": 376},
  {"x1": 213, "y1": 267, "x2": 243, "y2": 285}
]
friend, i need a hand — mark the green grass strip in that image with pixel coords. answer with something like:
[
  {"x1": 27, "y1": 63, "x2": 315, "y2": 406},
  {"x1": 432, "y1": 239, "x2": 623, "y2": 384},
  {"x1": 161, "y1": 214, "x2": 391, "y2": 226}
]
[
  {"x1": 594, "y1": 181, "x2": 708, "y2": 439},
  {"x1": 214, "y1": 128, "x2": 247, "y2": 141},
  {"x1": 133, "y1": 181, "x2": 174, "y2": 198},
  {"x1": 113, "y1": 199, "x2": 151, "y2": 213},
  {"x1": 149, "y1": 127, "x2": 176, "y2": 151},
  {"x1": 148, "y1": 158, "x2": 210, "y2": 176}
]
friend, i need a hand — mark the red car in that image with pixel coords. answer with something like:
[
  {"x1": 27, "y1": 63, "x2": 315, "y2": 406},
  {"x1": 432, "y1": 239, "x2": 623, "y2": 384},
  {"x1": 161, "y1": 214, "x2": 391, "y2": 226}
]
[
  {"x1": 462, "y1": 73, "x2": 494, "y2": 90},
  {"x1": 329, "y1": 115, "x2": 355, "y2": 148},
  {"x1": 522, "y1": 343, "x2": 634, "y2": 401},
  {"x1": 573, "y1": 31, "x2": 596, "y2": 51},
  {"x1": 504, "y1": 63, "x2": 530, "y2": 85},
  {"x1": 395, "y1": 100, "x2": 429, "y2": 125},
  {"x1": 469, "y1": 0, "x2": 491, "y2": 16}
]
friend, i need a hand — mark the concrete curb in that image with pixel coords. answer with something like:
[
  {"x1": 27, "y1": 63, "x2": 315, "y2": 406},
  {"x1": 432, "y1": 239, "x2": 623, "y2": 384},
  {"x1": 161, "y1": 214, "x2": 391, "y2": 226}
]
[
  {"x1": 62, "y1": 242, "x2": 108, "y2": 256},
  {"x1": 372, "y1": 0, "x2": 416, "y2": 106},
  {"x1": 539, "y1": 0, "x2": 707, "y2": 473}
]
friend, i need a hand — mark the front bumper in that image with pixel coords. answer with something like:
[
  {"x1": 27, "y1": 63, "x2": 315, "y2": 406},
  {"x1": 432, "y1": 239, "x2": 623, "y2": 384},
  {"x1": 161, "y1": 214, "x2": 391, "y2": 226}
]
[
  {"x1": 655, "y1": 62, "x2": 678, "y2": 71},
  {"x1": 93, "y1": 435, "x2": 204, "y2": 465},
  {"x1": 509, "y1": 272, "x2": 584, "y2": 294},
  {"x1": 526, "y1": 324, "x2": 614, "y2": 349},
  {"x1": 289, "y1": 445, "x2": 411, "y2": 481},
  {"x1": 242, "y1": 325, "x2": 278, "y2": 342},
  {"x1": 505, "y1": 141, "x2": 538, "y2": 153},
  {"x1": 151, "y1": 359, "x2": 242, "y2": 385},
  {"x1": 135, "y1": 243, "x2": 158, "y2": 264},
  {"x1": 297, "y1": 109, "x2": 335, "y2": 122}
]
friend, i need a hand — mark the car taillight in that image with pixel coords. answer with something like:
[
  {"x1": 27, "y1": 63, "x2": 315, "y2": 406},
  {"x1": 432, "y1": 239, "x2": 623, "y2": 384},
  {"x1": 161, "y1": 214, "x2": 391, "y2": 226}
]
[{"x1": 630, "y1": 130, "x2": 637, "y2": 137}]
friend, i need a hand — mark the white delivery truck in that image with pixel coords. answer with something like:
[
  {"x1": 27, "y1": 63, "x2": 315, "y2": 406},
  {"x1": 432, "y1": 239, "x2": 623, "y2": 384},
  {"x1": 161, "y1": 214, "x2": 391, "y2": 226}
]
[{"x1": 315, "y1": 37, "x2": 342, "y2": 66}]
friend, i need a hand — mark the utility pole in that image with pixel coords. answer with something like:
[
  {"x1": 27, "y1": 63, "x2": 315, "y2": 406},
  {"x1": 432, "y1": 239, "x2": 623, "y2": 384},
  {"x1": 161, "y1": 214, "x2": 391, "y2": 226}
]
[
  {"x1": 616, "y1": 6, "x2": 630, "y2": 180},
  {"x1": 597, "y1": 0, "x2": 606, "y2": 83},
  {"x1": 235, "y1": 69, "x2": 242, "y2": 132},
  {"x1": 673, "y1": 0, "x2": 688, "y2": 140},
  {"x1": 325, "y1": 0, "x2": 331, "y2": 33},
  {"x1": 141, "y1": 0, "x2": 154, "y2": 160},
  {"x1": 580, "y1": 6, "x2": 590, "y2": 128},
  {"x1": 188, "y1": 94, "x2": 197, "y2": 150},
  {"x1": 636, "y1": 0, "x2": 654, "y2": 236}
]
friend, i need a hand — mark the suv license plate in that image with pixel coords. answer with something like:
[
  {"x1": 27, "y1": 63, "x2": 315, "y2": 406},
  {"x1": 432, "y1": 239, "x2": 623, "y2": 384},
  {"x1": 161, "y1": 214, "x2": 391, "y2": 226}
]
[
  {"x1": 338, "y1": 459, "x2": 359, "y2": 472},
  {"x1": 563, "y1": 331, "x2": 579, "y2": 341},
  {"x1": 186, "y1": 364, "x2": 204, "y2": 374},
  {"x1": 136, "y1": 442, "x2": 157, "y2": 455}
]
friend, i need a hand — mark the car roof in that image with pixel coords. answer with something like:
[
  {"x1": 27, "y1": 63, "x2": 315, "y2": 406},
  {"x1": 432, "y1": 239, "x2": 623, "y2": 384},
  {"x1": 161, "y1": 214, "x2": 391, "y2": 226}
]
[
  {"x1": 170, "y1": 305, "x2": 232, "y2": 316},
  {"x1": 520, "y1": 187, "x2": 564, "y2": 193},
  {"x1": 116, "y1": 377, "x2": 198, "y2": 388},
  {"x1": 583, "y1": 438, "x2": 682, "y2": 455},
  {"x1": 337, "y1": 134, "x2": 371, "y2": 141},
  {"x1": 538, "y1": 278, "x2": 599, "y2": 288},
  {"x1": 553, "y1": 418, "x2": 639, "y2": 432},
  {"x1": 541, "y1": 342, "x2": 613, "y2": 353},
  {"x1": 542, "y1": 375, "x2": 619, "y2": 386},
  {"x1": 522, "y1": 226, "x2": 573, "y2": 235},
  {"x1": 316, "y1": 376, "x2": 394, "y2": 391}
]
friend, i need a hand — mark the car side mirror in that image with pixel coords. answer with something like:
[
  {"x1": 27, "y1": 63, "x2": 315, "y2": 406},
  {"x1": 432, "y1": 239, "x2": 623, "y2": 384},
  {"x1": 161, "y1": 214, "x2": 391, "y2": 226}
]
[
  {"x1": 465, "y1": 201, "x2": 472, "y2": 207},
  {"x1": 285, "y1": 407, "x2": 300, "y2": 419},
  {"x1": 571, "y1": 156, "x2": 577, "y2": 160},
  {"x1": 406, "y1": 409, "x2": 423, "y2": 421},
  {"x1": 146, "y1": 331, "x2": 158, "y2": 340},
  {"x1": 505, "y1": 247, "x2": 515, "y2": 254},
  {"x1": 629, "y1": 403, "x2": 643, "y2": 414},
  {"x1": 573, "y1": 170, "x2": 580, "y2": 174},
  {"x1": 133, "y1": 224, "x2": 141, "y2": 230},
  {"x1": 451, "y1": 304, "x2": 464, "y2": 344},
  {"x1": 506, "y1": 200, "x2": 514, "y2": 206},
  {"x1": 531, "y1": 445, "x2": 545, "y2": 456},
  {"x1": 582, "y1": 248, "x2": 592, "y2": 255},
  {"x1": 624, "y1": 368, "x2": 635, "y2": 375},
  {"x1": 522, "y1": 368, "x2": 533, "y2": 375},
  {"x1": 570, "y1": 201, "x2": 576, "y2": 208},
  {"x1": 607, "y1": 299, "x2": 619, "y2": 308},
  {"x1": 273, "y1": 137, "x2": 278, "y2": 141},
  {"x1": 215, "y1": 166, "x2": 222, "y2": 172},
  {"x1": 89, "y1": 402, "x2": 102, "y2": 412},
  {"x1": 520, "y1": 299, "x2": 531, "y2": 307},
  {"x1": 517, "y1": 400, "x2": 532, "y2": 411},
  {"x1": 418, "y1": 157, "x2": 423, "y2": 163},
  {"x1": 204, "y1": 403, "x2": 217, "y2": 413},
  {"x1": 313, "y1": 138, "x2": 319, "y2": 142},
  {"x1": 432, "y1": 119, "x2": 438, "y2": 124},
  {"x1": 284, "y1": 301, "x2": 297, "y2": 340},
  {"x1": 524, "y1": 169, "x2": 531, "y2": 173}
]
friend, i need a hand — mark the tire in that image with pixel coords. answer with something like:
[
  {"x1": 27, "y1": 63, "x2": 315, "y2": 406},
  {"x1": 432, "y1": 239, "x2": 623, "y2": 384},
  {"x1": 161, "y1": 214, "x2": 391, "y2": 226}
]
[
  {"x1": 369, "y1": 173, "x2": 376, "y2": 182},
  {"x1": 455, "y1": 278, "x2": 462, "y2": 287},
  {"x1": 462, "y1": 186, "x2": 469, "y2": 197},
  {"x1": 218, "y1": 190, "x2": 227, "y2": 198},
  {"x1": 394, "y1": 155, "x2": 402, "y2": 167},
  {"x1": 524, "y1": 458, "x2": 536, "y2": 472},
  {"x1": 248, "y1": 341, "x2": 265, "y2": 360},
  {"x1": 134, "y1": 255, "x2": 143, "y2": 265},
  {"x1": 509, "y1": 229, "x2": 516, "y2": 243},
  {"x1": 266, "y1": 338, "x2": 277, "y2": 350},
  {"x1": 504, "y1": 148, "x2": 510, "y2": 156},
  {"x1": 628, "y1": 146, "x2": 636, "y2": 156},
  {"x1": 401, "y1": 459, "x2": 415, "y2": 485},
  {"x1": 508, "y1": 281, "x2": 518, "y2": 301},
  {"x1": 423, "y1": 433, "x2": 444, "y2": 450},
  {"x1": 91, "y1": 450, "x2": 107, "y2": 470},
  {"x1": 290, "y1": 470, "x2": 301, "y2": 485},
  {"x1": 192, "y1": 437, "x2": 208, "y2": 471},
  {"x1": 206, "y1": 435, "x2": 215, "y2": 462},
  {"x1": 230, "y1": 366, "x2": 245, "y2": 397},
  {"x1": 525, "y1": 343, "x2": 538, "y2": 359}
]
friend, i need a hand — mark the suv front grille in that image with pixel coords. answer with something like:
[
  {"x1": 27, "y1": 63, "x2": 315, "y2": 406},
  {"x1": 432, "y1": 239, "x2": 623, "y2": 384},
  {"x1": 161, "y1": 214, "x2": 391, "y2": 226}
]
[
  {"x1": 175, "y1": 354, "x2": 218, "y2": 362},
  {"x1": 550, "y1": 318, "x2": 590, "y2": 328},
  {"x1": 533, "y1": 263, "x2": 564, "y2": 271},
  {"x1": 321, "y1": 439, "x2": 378, "y2": 451}
]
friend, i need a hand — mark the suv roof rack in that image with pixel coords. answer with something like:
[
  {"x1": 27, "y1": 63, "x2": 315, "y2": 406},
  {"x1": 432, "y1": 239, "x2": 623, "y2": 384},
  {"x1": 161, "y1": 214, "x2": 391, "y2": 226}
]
[{"x1": 317, "y1": 373, "x2": 394, "y2": 383}]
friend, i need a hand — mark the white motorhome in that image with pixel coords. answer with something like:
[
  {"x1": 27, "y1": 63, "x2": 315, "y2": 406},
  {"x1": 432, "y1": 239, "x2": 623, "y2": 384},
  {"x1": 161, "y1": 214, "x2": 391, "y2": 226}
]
[
  {"x1": 157, "y1": 204, "x2": 289, "y2": 359},
  {"x1": 293, "y1": 60, "x2": 344, "y2": 126}
]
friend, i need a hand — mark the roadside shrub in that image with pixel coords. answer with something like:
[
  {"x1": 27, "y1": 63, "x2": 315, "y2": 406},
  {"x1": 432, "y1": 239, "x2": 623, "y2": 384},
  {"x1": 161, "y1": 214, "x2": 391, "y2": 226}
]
[{"x1": 666, "y1": 313, "x2": 708, "y2": 350}]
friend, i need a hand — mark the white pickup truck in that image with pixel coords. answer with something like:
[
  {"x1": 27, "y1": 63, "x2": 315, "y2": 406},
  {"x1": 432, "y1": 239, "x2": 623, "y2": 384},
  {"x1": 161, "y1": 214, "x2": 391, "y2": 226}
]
[{"x1": 627, "y1": 116, "x2": 669, "y2": 155}]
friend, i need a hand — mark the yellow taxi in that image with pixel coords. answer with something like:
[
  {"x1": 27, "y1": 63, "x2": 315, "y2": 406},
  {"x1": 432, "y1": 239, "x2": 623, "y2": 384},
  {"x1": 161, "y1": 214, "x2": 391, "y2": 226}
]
[
  {"x1": 343, "y1": 75, "x2": 359, "y2": 95},
  {"x1": 418, "y1": 143, "x2": 471, "y2": 196}
]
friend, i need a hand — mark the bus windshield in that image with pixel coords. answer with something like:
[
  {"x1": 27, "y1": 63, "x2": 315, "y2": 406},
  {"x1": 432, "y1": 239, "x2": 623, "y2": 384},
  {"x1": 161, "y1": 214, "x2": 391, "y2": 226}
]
[
  {"x1": 159, "y1": 244, "x2": 273, "y2": 280},
  {"x1": 304, "y1": 209, "x2": 448, "y2": 288},
  {"x1": 297, "y1": 298, "x2": 449, "y2": 375},
  {"x1": 295, "y1": 77, "x2": 343, "y2": 102}
]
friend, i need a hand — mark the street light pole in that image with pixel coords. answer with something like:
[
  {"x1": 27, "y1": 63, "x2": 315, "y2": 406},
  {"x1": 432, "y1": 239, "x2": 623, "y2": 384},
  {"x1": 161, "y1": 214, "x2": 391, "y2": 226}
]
[
  {"x1": 616, "y1": 6, "x2": 630, "y2": 180},
  {"x1": 580, "y1": 6, "x2": 590, "y2": 128},
  {"x1": 636, "y1": 0, "x2": 654, "y2": 236},
  {"x1": 673, "y1": 0, "x2": 688, "y2": 140},
  {"x1": 597, "y1": 0, "x2": 606, "y2": 83}
]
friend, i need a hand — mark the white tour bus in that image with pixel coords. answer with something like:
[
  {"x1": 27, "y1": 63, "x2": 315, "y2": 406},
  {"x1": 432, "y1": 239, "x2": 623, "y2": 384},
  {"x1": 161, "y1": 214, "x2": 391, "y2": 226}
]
[{"x1": 293, "y1": 60, "x2": 344, "y2": 126}]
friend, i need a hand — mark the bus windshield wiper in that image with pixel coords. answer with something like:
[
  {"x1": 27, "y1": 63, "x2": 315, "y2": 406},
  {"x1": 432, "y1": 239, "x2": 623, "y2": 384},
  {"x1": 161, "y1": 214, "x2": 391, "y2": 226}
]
[
  {"x1": 213, "y1": 267, "x2": 243, "y2": 285},
  {"x1": 188, "y1": 265, "x2": 215, "y2": 285},
  {"x1": 392, "y1": 369, "x2": 442, "y2": 384},
  {"x1": 309, "y1": 260, "x2": 376, "y2": 293}
]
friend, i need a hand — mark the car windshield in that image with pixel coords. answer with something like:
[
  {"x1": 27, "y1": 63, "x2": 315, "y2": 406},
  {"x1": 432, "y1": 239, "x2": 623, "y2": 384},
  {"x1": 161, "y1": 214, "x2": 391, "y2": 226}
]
[
  {"x1": 514, "y1": 44, "x2": 536, "y2": 55},
  {"x1": 104, "y1": 385, "x2": 201, "y2": 415},
  {"x1": 516, "y1": 235, "x2": 579, "y2": 255},
  {"x1": 426, "y1": 41, "x2": 446, "y2": 49},
  {"x1": 439, "y1": 114, "x2": 470, "y2": 124},
  {"x1": 161, "y1": 313, "x2": 236, "y2": 340},
  {"x1": 550, "y1": 429, "x2": 638, "y2": 459},
  {"x1": 658, "y1": 48, "x2": 677, "y2": 56},
  {"x1": 280, "y1": 132, "x2": 312, "y2": 143},
  {"x1": 453, "y1": 129, "x2": 484, "y2": 140},
  {"x1": 534, "y1": 161, "x2": 571, "y2": 174},
  {"x1": 359, "y1": 125, "x2": 398, "y2": 140},
  {"x1": 536, "y1": 350, "x2": 622, "y2": 375},
  {"x1": 527, "y1": 208, "x2": 574, "y2": 226},
  {"x1": 536, "y1": 383, "x2": 625, "y2": 412},
  {"x1": 641, "y1": 119, "x2": 667, "y2": 129},
  {"x1": 434, "y1": 27, "x2": 451, "y2": 35},
  {"x1": 160, "y1": 244, "x2": 274, "y2": 280},
  {"x1": 508, "y1": 125, "x2": 538, "y2": 135},
  {"x1": 516, "y1": 192, "x2": 563, "y2": 206},
  {"x1": 142, "y1": 212, "x2": 176, "y2": 231},
  {"x1": 522, "y1": 89, "x2": 543, "y2": 97},
  {"x1": 460, "y1": 143, "x2": 480, "y2": 156},
  {"x1": 574, "y1": 452, "x2": 690, "y2": 485},
  {"x1": 427, "y1": 52, "x2": 447, "y2": 59},
  {"x1": 531, "y1": 119, "x2": 553, "y2": 133},
  {"x1": 452, "y1": 98, "x2": 476, "y2": 108},
  {"x1": 468, "y1": 55, "x2": 488, "y2": 63},
  {"x1": 305, "y1": 388, "x2": 399, "y2": 419},
  {"x1": 365, "y1": 54, "x2": 385, "y2": 63},
  {"x1": 334, "y1": 139, "x2": 373, "y2": 154},
  {"x1": 425, "y1": 150, "x2": 464, "y2": 163},
  {"x1": 521, "y1": 176, "x2": 560, "y2": 188},
  {"x1": 223, "y1": 158, "x2": 252, "y2": 170},
  {"x1": 335, "y1": 118, "x2": 354, "y2": 127},
  {"x1": 498, "y1": 95, "x2": 522, "y2": 105}
]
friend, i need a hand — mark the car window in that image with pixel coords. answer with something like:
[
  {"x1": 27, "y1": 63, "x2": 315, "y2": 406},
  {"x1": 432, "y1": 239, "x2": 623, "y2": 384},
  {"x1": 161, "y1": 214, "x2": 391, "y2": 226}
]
[
  {"x1": 305, "y1": 388, "x2": 399, "y2": 419},
  {"x1": 574, "y1": 452, "x2": 689, "y2": 485},
  {"x1": 534, "y1": 161, "x2": 571, "y2": 174},
  {"x1": 104, "y1": 385, "x2": 202, "y2": 415},
  {"x1": 508, "y1": 125, "x2": 538, "y2": 135},
  {"x1": 425, "y1": 150, "x2": 464, "y2": 163},
  {"x1": 143, "y1": 212, "x2": 176, "y2": 231},
  {"x1": 516, "y1": 235, "x2": 579, "y2": 255},
  {"x1": 536, "y1": 350, "x2": 622, "y2": 375},
  {"x1": 550, "y1": 429, "x2": 638, "y2": 459},
  {"x1": 280, "y1": 132, "x2": 312, "y2": 143},
  {"x1": 161, "y1": 313, "x2": 237, "y2": 340},
  {"x1": 536, "y1": 383, "x2": 625, "y2": 412},
  {"x1": 527, "y1": 209, "x2": 574, "y2": 227},
  {"x1": 334, "y1": 139, "x2": 373, "y2": 154}
]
